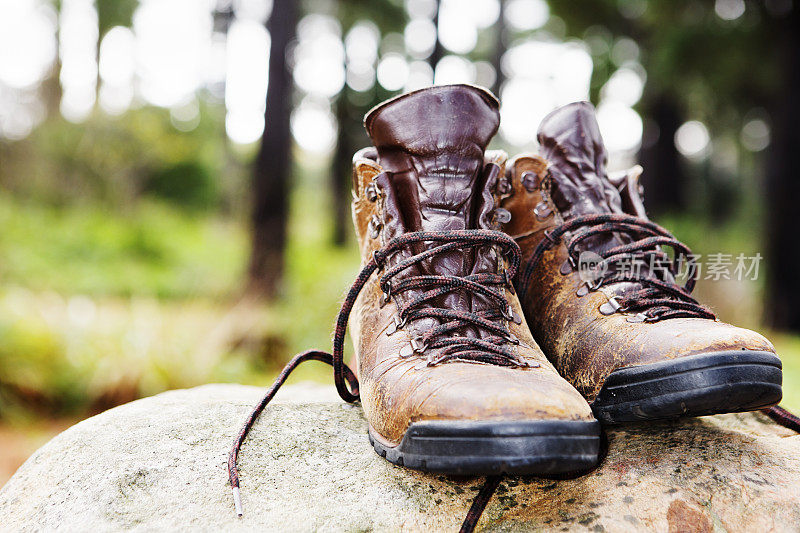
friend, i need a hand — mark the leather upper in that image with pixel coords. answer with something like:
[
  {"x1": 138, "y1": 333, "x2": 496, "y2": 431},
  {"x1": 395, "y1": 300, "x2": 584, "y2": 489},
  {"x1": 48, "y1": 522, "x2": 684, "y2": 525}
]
[
  {"x1": 349, "y1": 85, "x2": 595, "y2": 443},
  {"x1": 500, "y1": 103, "x2": 776, "y2": 402},
  {"x1": 364, "y1": 85, "x2": 503, "y2": 339}
]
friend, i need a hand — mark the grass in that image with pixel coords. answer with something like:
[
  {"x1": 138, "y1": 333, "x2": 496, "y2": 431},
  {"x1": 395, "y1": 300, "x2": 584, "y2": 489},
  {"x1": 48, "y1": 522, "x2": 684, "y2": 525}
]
[
  {"x1": 0, "y1": 162, "x2": 361, "y2": 420},
  {"x1": 772, "y1": 334, "x2": 800, "y2": 412},
  {"x1": 0, "y1": 195, "x2": 247, "y2": 299}
]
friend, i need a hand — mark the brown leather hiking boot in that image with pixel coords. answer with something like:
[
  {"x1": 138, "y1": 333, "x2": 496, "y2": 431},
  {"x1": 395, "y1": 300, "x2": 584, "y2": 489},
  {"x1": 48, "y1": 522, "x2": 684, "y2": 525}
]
[
  {"x1": 227, "y1": 87, "x2": 599, "y2": 514},
  {"x1": 499, "y1": 102, "x2": 782, "y2": 425},
  {"x1": 346, "y1": 85, "x2": 600, "y2": 474}
]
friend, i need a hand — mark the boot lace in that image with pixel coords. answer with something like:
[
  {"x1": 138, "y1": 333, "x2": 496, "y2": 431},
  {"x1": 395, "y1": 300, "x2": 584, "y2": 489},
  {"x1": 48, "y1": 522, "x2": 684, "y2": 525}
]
[
  {"x1": 376, "y1": 230, "x2": 532, "y2": 367},
  {"x1": 519, "y1": 213, "x2": 715, "y2": 322},
  {"x1": 228, "y1": 229, "x2": 533, "y2": 516}
]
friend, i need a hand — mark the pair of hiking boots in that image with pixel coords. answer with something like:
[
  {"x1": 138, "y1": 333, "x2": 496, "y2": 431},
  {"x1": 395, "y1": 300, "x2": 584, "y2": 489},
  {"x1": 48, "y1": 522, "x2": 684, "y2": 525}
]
[
  {"x1": 346, "y1": 84, "x2": 782, "y2": 475},
  {"x1": 229, "y1": 85, "x2": 783, "y2": 510}
]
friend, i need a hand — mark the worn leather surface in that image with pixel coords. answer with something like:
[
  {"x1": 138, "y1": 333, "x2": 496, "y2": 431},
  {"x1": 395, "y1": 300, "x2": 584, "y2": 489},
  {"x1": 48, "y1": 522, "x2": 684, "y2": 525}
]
[
  {"x1": 501, "y1": 102, "x2": 776, "y2": 402},
  {"x1": 349, "y1": 85, "x2": 595, "y2": 444},
  {"x1": 365, "y1": 85, "x2": 502, "y2": 339}
]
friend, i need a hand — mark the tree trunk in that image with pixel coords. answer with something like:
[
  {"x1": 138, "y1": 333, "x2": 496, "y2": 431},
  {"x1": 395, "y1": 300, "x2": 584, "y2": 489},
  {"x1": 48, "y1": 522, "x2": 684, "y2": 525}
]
[
  {"x1": 330, "y1": 93, "x2": 354, "y2": 246},
  {"x1": 765, "y1": 6, "x2": 800, "y2": 332},
  {"x1": 247, "y1": 0, "x2": 297, "y2": 298},
  {"x1": 428, "y1": 0, "x2": 443, "y2": 72},
  {"x1": 637, "y1": 94, "x2": 687, "y2": 215},
  {"x1": 490, "y1": 0, "x2": 506, "y2": 96}
]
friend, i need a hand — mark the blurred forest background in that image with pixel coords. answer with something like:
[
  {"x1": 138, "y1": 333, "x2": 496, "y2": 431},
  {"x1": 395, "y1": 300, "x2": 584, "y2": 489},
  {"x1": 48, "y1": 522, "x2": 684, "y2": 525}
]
[{"x1": 1, "y1": 0, "x2": 799, "y2": 484}]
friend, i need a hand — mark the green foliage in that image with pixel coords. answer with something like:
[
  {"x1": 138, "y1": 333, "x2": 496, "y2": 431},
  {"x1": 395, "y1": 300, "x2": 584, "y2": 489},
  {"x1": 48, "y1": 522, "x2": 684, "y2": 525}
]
[
  {"x1": 0, "y1": 196, "x2": 246, "y2": 298},
  {"x1": 144, "y1": 161, "x2": 219, "y2": 210},
  {"x1": 0, "y1": 105, "x2": 234, "y2": 211},
  {"x1": 333, "y1": 0, "x2": 406, "y2": 33},
  {"x1": 0, "y1": 164, "x2": 361, "y2": 419},
  {"x1": 96, "y1": 0, "x2": 138, "y2": 38},
  {"x1": 772, "y1": 334, "x2": 800, "y2": 413},
  {"x1": 549, "y1": 0, "x2": 781, "y2": 127}
]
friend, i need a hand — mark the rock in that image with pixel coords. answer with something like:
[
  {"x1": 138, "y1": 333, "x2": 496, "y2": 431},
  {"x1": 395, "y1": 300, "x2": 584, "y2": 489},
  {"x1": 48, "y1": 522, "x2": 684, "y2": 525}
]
[{"x1": 1, "y1": 383, "x2": 799, "y2": 532}]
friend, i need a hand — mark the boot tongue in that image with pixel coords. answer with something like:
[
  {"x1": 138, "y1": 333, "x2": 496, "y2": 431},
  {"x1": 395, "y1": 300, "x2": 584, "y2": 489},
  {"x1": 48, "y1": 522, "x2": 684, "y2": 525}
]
[
  {"x1": 538, "y1": 103, "x2": 662, "y2": 295},
  {"x1": 537, "y1": 102, "x2": 623, "y2": 218},
  {"x1": 364, "y1": 85, "x2": 501, "y2": 339},
  {"x1": 365, "y1": 84, "x2": 500, "y2": 234}
]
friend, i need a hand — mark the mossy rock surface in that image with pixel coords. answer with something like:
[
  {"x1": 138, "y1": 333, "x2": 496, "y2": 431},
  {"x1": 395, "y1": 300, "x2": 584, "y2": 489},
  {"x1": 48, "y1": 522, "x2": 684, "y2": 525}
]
[{"x1": 1, "y1": 384, "x2": 799, "y2": 532}]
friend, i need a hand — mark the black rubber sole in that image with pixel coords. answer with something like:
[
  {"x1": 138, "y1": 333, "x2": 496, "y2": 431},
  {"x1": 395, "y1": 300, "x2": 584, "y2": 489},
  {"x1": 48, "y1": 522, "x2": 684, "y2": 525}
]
[
  {"x1": 591, "y1": 350, "x2": 783, "y2": 425},
  {"x1": 368, "y1": 419, "x2": 601, "y2": 476}
]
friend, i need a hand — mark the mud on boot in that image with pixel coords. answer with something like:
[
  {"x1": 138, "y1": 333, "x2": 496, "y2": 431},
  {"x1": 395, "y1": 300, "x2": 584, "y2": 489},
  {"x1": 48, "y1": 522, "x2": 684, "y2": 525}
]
[{"x1": 498, "y1": 102, "x2": 782, "y2": 425}]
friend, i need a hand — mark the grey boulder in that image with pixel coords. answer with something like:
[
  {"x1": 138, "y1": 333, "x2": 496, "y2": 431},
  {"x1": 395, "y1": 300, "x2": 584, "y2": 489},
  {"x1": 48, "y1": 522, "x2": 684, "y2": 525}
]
[{"x1": 1, "y1": 383, "x2": 799, "y2": 532}]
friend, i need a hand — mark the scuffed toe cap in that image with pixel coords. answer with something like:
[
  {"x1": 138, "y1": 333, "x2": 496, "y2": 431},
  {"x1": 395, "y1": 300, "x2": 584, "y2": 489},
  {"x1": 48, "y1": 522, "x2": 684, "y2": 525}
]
[
  {"x1": 360, "y1": 359, "x2": 595, "y2": 444},
  {"x1": 622, "y1": 318, "x2": 776, "y2": 363},
  {"x1": 573, "y1": 316, "x2": 778, "y2": 402}
]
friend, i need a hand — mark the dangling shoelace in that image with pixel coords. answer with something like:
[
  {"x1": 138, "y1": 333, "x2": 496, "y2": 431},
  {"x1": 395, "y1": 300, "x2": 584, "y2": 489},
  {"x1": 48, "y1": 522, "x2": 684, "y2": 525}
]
[
  {"x1": 228, "y1": 229, "x2": 531, "y2": 516},
  {"x1": 519, "y1": 213, "x2": 714, "y2": 322}
]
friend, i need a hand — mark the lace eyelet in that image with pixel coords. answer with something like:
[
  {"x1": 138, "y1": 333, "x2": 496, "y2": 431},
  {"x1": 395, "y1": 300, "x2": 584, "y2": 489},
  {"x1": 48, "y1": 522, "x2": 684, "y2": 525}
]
[
  {"x1": 410, "y1": 337, "x2": 427, "y2": 352},
  {"x1": 521, "y1": 171, "x2": 539, "y2": 192},
  {"x1": 598, "y1": 297, "x2": 621, "y2": 316},
  {"x1": 379, "y1": 282, "x2": 392, "y2": 308},
  {"x1": 503, "y1": 269, "x2": 515, "y2": 291},
  {"x1": 385, "y1": 315, "x2": 407, "y2": 336},
  {"x1": 497, "y1": 177, "x2": 513, "y2": 194},
  {"x1": 533, "y1": 202, "x2": 552, "y2": 220},
  {"x1": 494, "y1": 207, "x2": 512, "y2": 224},
  {"x1": 500, "y1": 305, "x2": 523, "y2": 325},
  {"x1": 372, "y1": 249, "x2": 384, "y2": 270},
  {"x1": 365, "y1": 183, "x2": 379, "y2": 202},
  {"x1": 543, "y1": 229, "x2": 559, "y2": 245},
  {"x1": 626, "y1": 313, "x2": 647, "y2": 323},
  {"x1": 368, "y1": 215, "x2": 382, "y2": 239},
  {"x1": 399, "y1": 337, "x2": 427, "y2": 357}
]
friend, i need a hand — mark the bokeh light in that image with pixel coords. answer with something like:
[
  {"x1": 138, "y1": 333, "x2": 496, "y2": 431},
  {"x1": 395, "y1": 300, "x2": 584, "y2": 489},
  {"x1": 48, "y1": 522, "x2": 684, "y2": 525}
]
[
  {"x1": 290, "y1": 97, "x2": 337, "y2": 154},
  {"x1": 715, "y1": 0, "x2": 746, "y2": 21},
  {"x1": 225, "y1": 17, "x2": 270, "y2": 144},
  {"x1": 505, "y1": 0, "x2": 549, "y2": 31},
  {"x1": 134, "y1": 0, "x2": 212, "y2": 109},
  {"x1": 741, "y1": 118, "x2": 770, "y2": 152},
  {"x1": 601, "y1": 66, "x2": 645, "y2": 107},
  {"x1": 434, "y1": 55, "x2": 476, "y2": 85},
  {"x1": 437, "y1": 0, "x2": 478, "y2": 54},
  {"x1": 675, "y1": 120, "x2": 711, "y2": 160},
  {"x1": 377, "y1": 53, "x2": 410, "y2": 91},
  {"x1": 99, "y1": 26, "x2": 136, "y2": 115},
  {"x1": 0, "y1": 0, "x2": 57, "y2": 90},
  {"x1": 293, "y1": 14, "x2": 345, "y2": 98},
  {"x1": 596, "y1": 101, "x2": 643, "y2": 154},
  {"x1": 404, "y1": 18, "x2": 437, "y2": 59},
  {"x1": 405, "y1": 61, "x2": 435, "y2": 92},
  {"x1": 59, "y1": 0, "x2": 98, "y2": 123},
  {"x1": 345, "y1": 21, "x2": 380, "y2": 92},
  {"x1": 499, "y1": 40, "x2": 594, "y2": 147}
]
